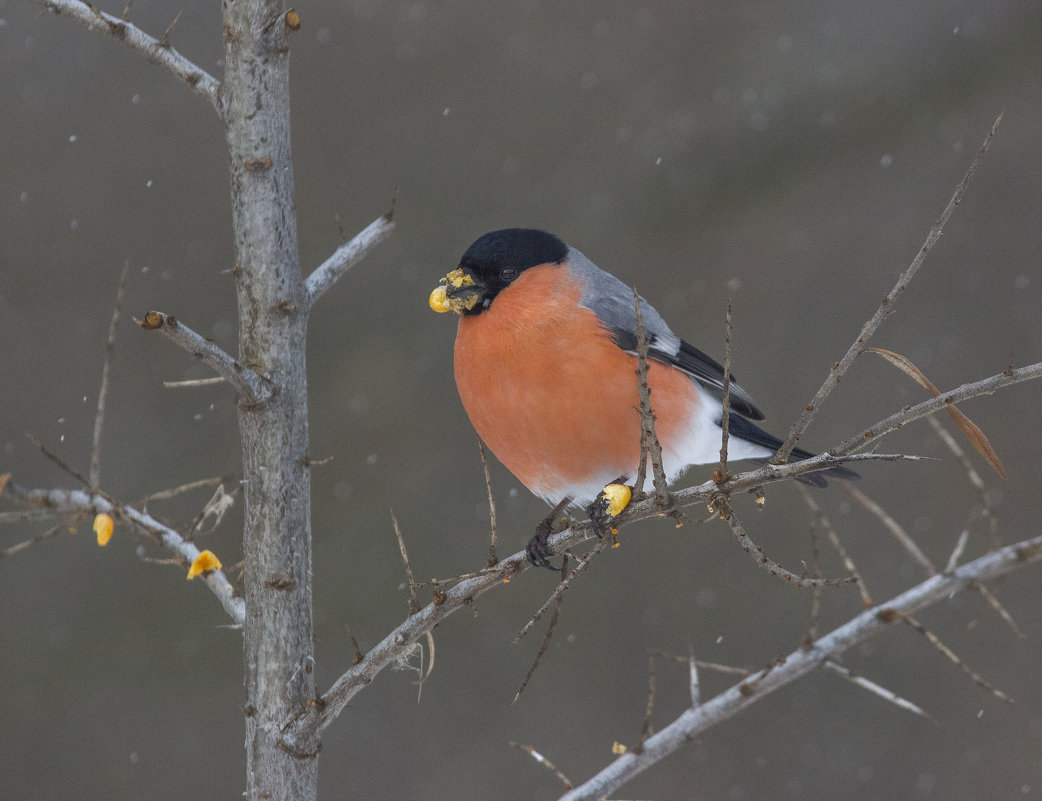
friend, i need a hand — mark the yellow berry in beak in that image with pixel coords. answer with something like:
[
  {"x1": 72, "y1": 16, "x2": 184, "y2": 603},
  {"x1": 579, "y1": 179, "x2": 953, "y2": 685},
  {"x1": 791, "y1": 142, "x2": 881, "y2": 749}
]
[
  {"x1": 429, "y1": 268, "x2": 480, "y2": 314},
  {"x1": 429, "y1": 284, "x2": 451, "y2": 313}
]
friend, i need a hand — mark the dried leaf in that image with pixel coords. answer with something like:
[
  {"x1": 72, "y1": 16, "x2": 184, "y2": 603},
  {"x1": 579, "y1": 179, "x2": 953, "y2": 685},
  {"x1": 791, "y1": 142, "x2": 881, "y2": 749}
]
[{"x1": 869, "y1": 348, "x2": 1006, "y2": 479}]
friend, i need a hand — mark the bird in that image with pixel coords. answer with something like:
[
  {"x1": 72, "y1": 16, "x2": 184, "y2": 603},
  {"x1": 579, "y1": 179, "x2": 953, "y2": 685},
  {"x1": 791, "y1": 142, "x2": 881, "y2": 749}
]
[{"x1": 430, "y1": 228, "x2": 856, "y2": 567}]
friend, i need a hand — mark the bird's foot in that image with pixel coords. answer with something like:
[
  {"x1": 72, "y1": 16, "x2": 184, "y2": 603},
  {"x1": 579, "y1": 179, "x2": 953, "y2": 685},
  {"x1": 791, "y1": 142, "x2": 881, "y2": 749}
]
[
  {"x1": 526, "y1": 496, "x2": 573, "y2": 570},
  {"x1": 585, "y1": 478, "x2": 632, "y2": 539}
]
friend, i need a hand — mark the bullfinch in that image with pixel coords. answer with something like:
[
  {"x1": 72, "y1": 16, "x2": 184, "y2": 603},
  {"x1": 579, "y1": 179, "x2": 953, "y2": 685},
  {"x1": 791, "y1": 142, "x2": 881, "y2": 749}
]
[{"x1": 430, "y1": 228, "x2": 855, "y2": 567}]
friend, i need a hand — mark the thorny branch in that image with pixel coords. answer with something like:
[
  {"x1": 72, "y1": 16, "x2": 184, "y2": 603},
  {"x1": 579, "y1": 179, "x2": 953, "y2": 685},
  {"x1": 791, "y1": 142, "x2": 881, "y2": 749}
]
[
  {"x1": 832, "y1": 362, "x2": 1042, "y2": 457},
  {"x1": 276, "y1": 358, "x2": 1040, "y2": 748},
  {"x1": 136, "y1": 311, "x2": 275, "y2": 406},
  {"x1": 5, "y1": 485, "x2": 244, "y2": 624},
  {"x1": 775, "y1": 112, "x2": 1003, "y2": 463},
  {"x1": 555, "y1": 532, "x2": 1042, "y2": 801}
]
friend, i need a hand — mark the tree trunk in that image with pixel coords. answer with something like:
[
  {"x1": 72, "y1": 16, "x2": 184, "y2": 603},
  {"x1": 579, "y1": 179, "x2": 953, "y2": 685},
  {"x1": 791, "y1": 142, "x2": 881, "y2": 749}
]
[{"x1": 221, "y1": 1, "x2": 318, "y2": 798}]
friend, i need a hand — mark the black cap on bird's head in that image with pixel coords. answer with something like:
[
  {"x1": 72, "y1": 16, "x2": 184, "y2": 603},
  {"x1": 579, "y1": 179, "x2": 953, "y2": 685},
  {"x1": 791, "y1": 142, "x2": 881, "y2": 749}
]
[{"x1": 430, "y1": 229, "x2": 568, "y2": 315}]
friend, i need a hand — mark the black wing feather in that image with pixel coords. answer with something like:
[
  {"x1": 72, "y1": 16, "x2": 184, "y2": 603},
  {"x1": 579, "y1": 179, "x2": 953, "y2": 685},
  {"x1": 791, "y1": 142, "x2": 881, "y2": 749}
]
[{"x1": 611, "y1": 329, "x2": 766, "y2": 421}]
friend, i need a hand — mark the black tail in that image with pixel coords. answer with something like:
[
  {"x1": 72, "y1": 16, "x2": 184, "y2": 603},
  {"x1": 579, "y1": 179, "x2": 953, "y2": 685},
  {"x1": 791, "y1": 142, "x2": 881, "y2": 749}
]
[{"x1": 724, "y1": 415, "x2": 859, "y2": 488}]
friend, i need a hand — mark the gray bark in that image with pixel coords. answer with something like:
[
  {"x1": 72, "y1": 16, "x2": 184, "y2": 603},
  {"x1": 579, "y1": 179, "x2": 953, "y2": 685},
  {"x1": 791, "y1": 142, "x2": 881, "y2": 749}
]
[{"x1": 221, "y1": 1, "x2": 318, "y2": 798}]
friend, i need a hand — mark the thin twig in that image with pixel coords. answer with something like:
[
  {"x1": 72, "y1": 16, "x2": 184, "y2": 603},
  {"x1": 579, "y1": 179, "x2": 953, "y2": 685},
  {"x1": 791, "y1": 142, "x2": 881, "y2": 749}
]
[
  {"x1": 713, "y1": 495, "x2": 858, "y2": 589},
  {"x1": 90, "y1": 260, "x2": 130, "y2": 488},
  {"x1": 28, "y1": 434, "x2": 94, "y2": 492},
  {"x1": 514, "y1": 555, "x2": 570, "y2": 703},
  {"x1": 945, "y1": 510, "x2": 976, "y2": 572},
  {"x1": 137, "y1": 474, "x2": 231, "y2": 504},
  {"x1": 31, "y1": 0, "x2": 220, "y2": 109},
  {"x1": 688, "y1": 640, "x2": 702, "y2": 707},
  {"x1": 159, "y1": 6, "x2": 183, "y2": 47},
  {"x1": 136, "y1": 311, "x2": 274, "y2": 406},
  {"x1": 927, "y1": 415, "x2": 988, "y2": 494},
  {"x1": 0, "y1": 508, "x2": 66, "y2": 524},
  {"x1": 632, "y1": 287, "x2": 667, "y2": 504},
  {"x1": 776, "y1": 113, "x2": 1003, "y2": 463},
  {"x1": 345, "y1": 625, "x2": 365, "y2": 664},
  {"x1": 971, "y1": 582, "x2": 1025, "y2": 639},
  {"x1": 0, "y1": 520, "x2": 75, "y2": 560},
  {"x1": 637, "y1": 651, "x2": 657, "y2": 748},
  {"x1": 478, "y1": 439, "x2": 498, "y2": 567},
  {"x1": 899, "y1": 614, "x2": 1013, "y2": 704},
  {"x1": 645, "y1": 648, "x2": 749, "y2": 677},
  {"x1": 305, "y1": 210, "x2": 395, "y2": 308},
  {"x1": 928, "y1": 414, "x2": 1000, "y2": 550},
  {"x1": 797, "y1": 483, "x2": 872, "y2": 606},
  {"x1": 842, "y1": 481, "x2": 936, "y2": 575},
  {"x1": 508, "y1": 741, "x2": 573, "y2": 790},
  {"x1": 822, "y1": 660, "x2": 934, "y2": 722},
  {"x1": 162, "y1": 376, "x2": 227, "y2": 389},
  {"x1": 513, "y1": 538, "x2": 610, "y2": 644},
  {"x1": 391, "y1": 510, "x2": 420, "y2": 615},
  {"x1": 716, "y1": 299, "x2": 733, "y2": 483},
  {"x1": 806, "y1": 521, "x2": 823, "y2": 642}
]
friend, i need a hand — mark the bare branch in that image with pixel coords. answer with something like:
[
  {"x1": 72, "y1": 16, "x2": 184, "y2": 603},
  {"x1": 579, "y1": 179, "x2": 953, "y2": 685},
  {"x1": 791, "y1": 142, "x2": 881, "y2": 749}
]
[
  {"x1": 899, "y1": 614, "x2": 1013, "y2": 704},
  {"x1": 305, "y1": 211, "x2": 395, "y2": 308},
  {"x1": 645, "y1": 648, "x2": 749, "y2": 678},
  {"x1": 775, "y1": 113, "x2": 1003, "y2": 463},
  {"x1": 90, "y1": 260, "x2": 130, "y2": 487},
  {"x1": 513, "y1": 538, "x2": 610, "y2": 644},
  {"x1": 688, "y1": 640, "x2": 701, "y2": 707},
  {"x1": 136, "y1": 311, "x2": 275, "y2": 406},
  {"x1": 11, "y1": 486, "x2": 244, "y2": 624},
  {"x1": 973, "y1": 582, "x2": 1026, "y2": 639},
  {"x1": 832, "y1": 362, "x2": 1042, "y2": 457},
  {"x1": 158, "y1": 6, "x2": 183, "y2": 48},
  {"x1": 138, "y1": 474, "x2": 232, "y2": 504},
  {"x1": 638, "y1": 651, "x2": 657, "y2": 747},
  {"x1": 31, "y1": 0, "x2": 220, "y2": 109},
  {"x1": 391, "y1": 510, "x2": 420, "y2": 615},
  {"x1": 632, "y1": 286, "x2": 667, "y2": 504},
  {"x1": 513, "y1": 555, "x2": 571, "y2": 703},
  {"x1": 508, "y1": 741, "x2": 573, "y2": 790},
  {"x1": 713, "y1": 495, "x2": 857, "y2": 589},
  {"x1": 555, "y1": 532, "x2": 1042, "y2": 801},
  {"x1": 717, "y1": 299, "x2": 734, "y2": 483},
  {"x1": 927, "y1": 415, "x2": 988, "y2": 496},
  {"x1": 1, "y1": 519, "x2": 74, "y2": 559},
  {"x1": 822, "y1": 660, "x2": 934, "y2": 722},
  {"x1": 796, "y1": 484, "x2": 871, "y2": 605},
  {"x1": 162, "y1": 376, "x2": 227, "y2": 389},
  {"x1": 478, "y1": 439, "x2": 498, "y2": 567},
  {"x1": 842, "y1": 481, "x2": 936, "y2": 575}
]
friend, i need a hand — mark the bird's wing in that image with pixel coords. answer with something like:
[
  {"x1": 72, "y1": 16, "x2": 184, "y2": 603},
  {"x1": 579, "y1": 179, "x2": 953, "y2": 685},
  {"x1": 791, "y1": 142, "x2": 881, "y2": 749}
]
[{"x1": 567, "y1": 247, "x2": 766, "y2": 421}]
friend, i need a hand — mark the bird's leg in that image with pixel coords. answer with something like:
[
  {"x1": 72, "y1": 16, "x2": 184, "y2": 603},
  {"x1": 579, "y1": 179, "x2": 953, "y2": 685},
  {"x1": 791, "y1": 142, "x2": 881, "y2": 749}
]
[{"x1": 526, "y1": 496, "x2": 573, "y2": 570}]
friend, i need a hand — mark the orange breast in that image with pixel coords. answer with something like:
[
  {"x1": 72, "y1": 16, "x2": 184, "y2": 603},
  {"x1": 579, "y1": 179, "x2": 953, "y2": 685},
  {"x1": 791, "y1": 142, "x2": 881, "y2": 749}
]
[{"x1": 453, "y1": 263, "x2": 701, "y2": 501}]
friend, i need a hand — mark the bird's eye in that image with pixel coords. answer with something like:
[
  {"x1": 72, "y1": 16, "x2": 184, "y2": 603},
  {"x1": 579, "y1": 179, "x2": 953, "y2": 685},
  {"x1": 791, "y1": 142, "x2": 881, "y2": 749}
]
[{"x1": 500, "y1": 267, "x2": 517, "y2": 281}]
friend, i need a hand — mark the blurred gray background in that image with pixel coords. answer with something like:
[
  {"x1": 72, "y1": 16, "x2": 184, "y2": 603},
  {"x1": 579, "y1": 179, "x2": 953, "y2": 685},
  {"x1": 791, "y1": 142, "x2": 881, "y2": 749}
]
[{"x1": 2, "y1": 1, "x2": 1041, "y2": 799}]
